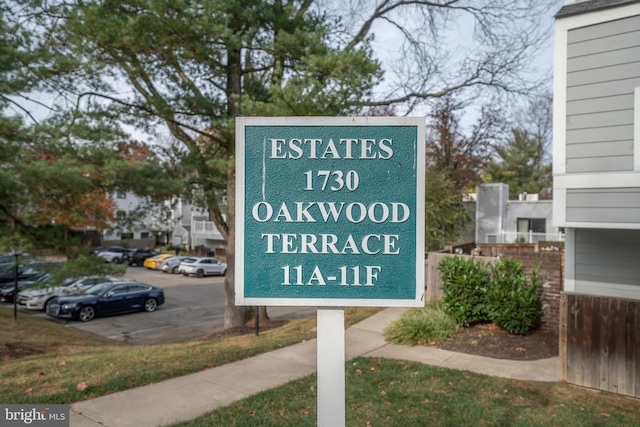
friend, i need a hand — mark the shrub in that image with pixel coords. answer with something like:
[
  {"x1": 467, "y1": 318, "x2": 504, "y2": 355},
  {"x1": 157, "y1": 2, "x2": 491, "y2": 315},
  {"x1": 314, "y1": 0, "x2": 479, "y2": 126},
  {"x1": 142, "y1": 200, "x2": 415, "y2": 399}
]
[
  {"x1": 438, "y1": 256, "x2": 490, "y2": 326},
  {"x1": 485, "y1": 258, "x2": 543, "y2": 335},
  {"x1": 384, "y1": 300, "x2": 459, "y2": 345}
]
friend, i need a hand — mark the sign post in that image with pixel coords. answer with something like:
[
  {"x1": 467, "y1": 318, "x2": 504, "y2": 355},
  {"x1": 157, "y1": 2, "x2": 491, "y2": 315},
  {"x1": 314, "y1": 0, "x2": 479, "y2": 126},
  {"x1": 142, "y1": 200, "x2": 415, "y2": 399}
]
[{"x1": 236, "y1": 116, "x2": 425, "y2": 425}]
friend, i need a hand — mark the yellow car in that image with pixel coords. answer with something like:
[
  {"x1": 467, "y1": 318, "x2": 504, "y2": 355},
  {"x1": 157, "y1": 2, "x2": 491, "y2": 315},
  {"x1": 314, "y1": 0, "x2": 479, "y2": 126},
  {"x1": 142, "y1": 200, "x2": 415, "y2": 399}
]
[{"x1": 143, "y1": 254, "x2": 174, "y2": 270}]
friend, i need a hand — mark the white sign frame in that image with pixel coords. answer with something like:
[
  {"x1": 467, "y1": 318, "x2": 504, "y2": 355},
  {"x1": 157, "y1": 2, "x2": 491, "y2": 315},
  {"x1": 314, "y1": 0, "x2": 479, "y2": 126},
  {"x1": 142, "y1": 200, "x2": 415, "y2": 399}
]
[{"x1": 235, "y1": 116, "x2": 425, "y2": 307}]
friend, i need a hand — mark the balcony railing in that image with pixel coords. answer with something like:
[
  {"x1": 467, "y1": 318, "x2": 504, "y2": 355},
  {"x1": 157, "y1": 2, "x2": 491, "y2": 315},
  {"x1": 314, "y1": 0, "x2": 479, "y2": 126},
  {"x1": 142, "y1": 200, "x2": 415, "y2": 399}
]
[
  {"x1": 192, "y1": 220, "x2": 224, "y2": 240},
  {"x1": 485, "y1": 231, "x2": 565, "y2": 244}
]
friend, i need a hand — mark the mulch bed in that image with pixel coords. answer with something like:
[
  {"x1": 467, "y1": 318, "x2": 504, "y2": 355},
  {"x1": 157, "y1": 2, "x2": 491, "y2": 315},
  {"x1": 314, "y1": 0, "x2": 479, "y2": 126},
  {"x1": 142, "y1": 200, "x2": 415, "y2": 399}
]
[{"x1": 435, "y1": 322, "x2": 559, "y2": 361}]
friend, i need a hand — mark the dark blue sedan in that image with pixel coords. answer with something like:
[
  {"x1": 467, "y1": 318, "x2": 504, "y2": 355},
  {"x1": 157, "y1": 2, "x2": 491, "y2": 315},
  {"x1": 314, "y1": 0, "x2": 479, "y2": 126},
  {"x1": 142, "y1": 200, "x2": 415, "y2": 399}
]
[{"x1": 46, "y1": 281, "x2": 165, "y2": 322}]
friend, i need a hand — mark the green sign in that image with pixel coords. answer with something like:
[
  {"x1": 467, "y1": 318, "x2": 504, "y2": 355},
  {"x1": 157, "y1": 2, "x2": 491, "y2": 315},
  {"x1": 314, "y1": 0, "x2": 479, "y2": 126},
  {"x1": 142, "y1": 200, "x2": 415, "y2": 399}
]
[{"x1": 236, "y1": 117, "x2": 424, "y2": 307}]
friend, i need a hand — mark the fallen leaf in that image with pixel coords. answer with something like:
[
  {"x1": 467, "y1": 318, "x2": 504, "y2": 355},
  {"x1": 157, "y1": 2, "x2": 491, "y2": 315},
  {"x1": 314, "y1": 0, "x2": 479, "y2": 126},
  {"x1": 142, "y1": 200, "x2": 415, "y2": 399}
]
[{"x1": 77, "y1": 382, "x2": 88, "y2": 392}]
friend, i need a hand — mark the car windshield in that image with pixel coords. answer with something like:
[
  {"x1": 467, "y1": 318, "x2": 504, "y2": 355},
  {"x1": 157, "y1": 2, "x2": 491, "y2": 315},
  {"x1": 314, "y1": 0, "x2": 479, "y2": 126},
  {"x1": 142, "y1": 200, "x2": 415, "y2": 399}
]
[
  {"x1": 33, "y1": 274, "x2": 51, "y2": 283},
  {"x1": 83, "y1": 282, "x2": 116, "y2": 296},
  {"x1": 60, "y1": 277, "x2": 79, "y2": 287}
]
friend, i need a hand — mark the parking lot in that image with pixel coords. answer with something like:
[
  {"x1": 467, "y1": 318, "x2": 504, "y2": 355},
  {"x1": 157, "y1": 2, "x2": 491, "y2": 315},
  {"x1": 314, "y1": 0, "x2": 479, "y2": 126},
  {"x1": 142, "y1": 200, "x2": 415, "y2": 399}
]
[{"x1": 4, "y1": 267, "x2": 315, "y2": 345}]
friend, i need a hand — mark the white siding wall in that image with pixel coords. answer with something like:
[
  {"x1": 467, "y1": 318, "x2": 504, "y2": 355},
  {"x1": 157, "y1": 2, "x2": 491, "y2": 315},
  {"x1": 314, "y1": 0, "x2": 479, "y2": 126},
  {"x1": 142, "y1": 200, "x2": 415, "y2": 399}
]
[
  {"x1": 505, "y1": 201, "x2": 556, "y2": 233},
  {"x1": 554, "y1": 2, "x2": 640, "y2": 229},
  {"x1": 566, "y1": 14, "x2": 640, "y2": 173},
  {"x1": 475, "y1": 183, "x2": 508, "y2": 243}
]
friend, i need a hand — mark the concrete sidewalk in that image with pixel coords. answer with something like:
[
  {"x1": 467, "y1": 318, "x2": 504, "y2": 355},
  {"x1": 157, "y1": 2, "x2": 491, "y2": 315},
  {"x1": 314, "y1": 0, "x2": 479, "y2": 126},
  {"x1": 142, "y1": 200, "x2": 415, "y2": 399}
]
[{"x1": 70, "y1": 308, "x2": 560, "y2": 426}]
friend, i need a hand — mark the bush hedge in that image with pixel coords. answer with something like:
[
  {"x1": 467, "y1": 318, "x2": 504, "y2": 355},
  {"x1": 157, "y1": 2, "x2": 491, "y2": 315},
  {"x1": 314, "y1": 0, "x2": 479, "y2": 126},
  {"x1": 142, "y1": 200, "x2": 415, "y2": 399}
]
[
  {"x1": 485, "y1": 258, "x2": 543, "y2": 335},
  {"x1": 383, "y1": 300, "x2": 459, "y2": 346},
  {"x1": 438, "y1": 256, "x2": 543, "y2": 335},
  {"x1": 438, "y1": 256, "x2": 490, "y2": 326}
]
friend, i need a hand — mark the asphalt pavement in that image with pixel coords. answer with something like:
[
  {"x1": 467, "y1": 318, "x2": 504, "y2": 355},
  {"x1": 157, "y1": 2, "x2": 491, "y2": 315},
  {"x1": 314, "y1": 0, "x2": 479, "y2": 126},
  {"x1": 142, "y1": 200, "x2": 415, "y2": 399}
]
[{"x1": 69, "y1": 307, "x2": 560, "y2": 427}]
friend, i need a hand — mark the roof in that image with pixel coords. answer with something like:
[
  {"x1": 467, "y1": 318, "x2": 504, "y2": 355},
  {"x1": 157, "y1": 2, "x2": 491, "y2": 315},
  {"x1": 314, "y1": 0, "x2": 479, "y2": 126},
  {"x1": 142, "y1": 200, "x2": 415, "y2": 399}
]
[{"x1": 556, "y1": 0, "x2": 640, "y2": 18}]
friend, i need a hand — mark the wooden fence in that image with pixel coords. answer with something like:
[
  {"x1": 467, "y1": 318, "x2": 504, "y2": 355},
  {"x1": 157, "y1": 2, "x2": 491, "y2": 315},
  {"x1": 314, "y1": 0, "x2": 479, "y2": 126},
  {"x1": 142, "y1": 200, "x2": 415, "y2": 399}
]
[{"x1": 560, "y1": 292, "x2": 639, "y2": 398}]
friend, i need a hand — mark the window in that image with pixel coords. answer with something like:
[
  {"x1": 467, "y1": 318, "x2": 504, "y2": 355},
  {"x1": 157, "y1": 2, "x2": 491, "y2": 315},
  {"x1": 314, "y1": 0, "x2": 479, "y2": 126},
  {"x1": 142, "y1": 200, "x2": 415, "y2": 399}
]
[
  {"x1": 110, "y1": 286, "x2": 129, "y2": 295},
  {"x1": 517, "y1": 218, "x2": 546, "y2": 233}
]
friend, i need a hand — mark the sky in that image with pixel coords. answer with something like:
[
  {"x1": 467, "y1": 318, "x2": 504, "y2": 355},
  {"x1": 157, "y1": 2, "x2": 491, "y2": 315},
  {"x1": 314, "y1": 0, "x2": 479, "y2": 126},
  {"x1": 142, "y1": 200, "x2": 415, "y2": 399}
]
[
  {"x1": 7, "y1": 0, "x2": 565, "y2": 139},
  {"x1": 367, "y1": 0, "x2": 564, "y2": 124}
]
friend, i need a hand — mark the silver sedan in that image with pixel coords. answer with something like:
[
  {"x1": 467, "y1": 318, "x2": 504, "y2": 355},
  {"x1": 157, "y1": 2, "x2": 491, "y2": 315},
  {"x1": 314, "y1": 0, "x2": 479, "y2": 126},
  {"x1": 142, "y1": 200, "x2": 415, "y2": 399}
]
[{"x1": 160, "y1": 256, "x2": 196, "y2": 274}]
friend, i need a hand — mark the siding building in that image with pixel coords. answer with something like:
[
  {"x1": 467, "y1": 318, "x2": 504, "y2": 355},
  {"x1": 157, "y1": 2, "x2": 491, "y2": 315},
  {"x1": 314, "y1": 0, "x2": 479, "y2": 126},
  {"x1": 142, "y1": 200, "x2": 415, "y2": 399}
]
[
  {"x1": 554, "y1": 0, "x2": 640, "y2": 398},
  {"x1": 554, "y1": 0, "x2": 640, "y2": 299},
  {"x1": 475, "y1": 183, "x2": 562, "y2": 244}
]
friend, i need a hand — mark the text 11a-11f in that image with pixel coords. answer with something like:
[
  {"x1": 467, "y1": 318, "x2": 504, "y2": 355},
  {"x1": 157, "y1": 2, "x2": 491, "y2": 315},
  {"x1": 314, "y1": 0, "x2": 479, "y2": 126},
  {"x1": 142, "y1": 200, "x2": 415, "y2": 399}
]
[{"x1": 281, "y1": 265, "x2": 381, "y2": 286}]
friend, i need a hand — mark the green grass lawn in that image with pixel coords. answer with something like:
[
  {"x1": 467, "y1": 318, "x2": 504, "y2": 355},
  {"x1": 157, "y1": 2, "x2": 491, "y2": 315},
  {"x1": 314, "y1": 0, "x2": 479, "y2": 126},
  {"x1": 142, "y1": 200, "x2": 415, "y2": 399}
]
[
  {"x1": 170, "y1": 357, "x2": 640, "y2": 427},
  {"x1": 2, "y1": 306, "x2": 639, "y2": 426},
  {"x1": 0, "y1": 306, "x2": 379, "y2": 404}
]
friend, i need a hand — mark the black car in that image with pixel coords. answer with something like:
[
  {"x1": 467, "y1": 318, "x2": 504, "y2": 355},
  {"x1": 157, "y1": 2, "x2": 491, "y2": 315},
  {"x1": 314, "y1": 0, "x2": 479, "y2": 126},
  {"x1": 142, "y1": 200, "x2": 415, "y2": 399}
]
[
  {"x1": 0, "y1": 260, "x2": 62, "y2": 285},
  {"x1": 46, "y1": 281, "x2": 165, "y2": 322},
  {"x1": 123, "y1": 249, "x2": 160, "y2": 266},
  {"x1": 0, "y1": 272, "x2": 52, "y2": 303}
]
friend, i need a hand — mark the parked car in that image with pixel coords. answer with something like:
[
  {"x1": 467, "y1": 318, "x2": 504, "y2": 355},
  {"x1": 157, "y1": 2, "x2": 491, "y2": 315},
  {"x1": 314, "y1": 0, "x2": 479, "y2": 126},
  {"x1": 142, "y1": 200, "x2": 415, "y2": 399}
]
[
  {"x1": 46, "y1": 281, "x2": 165, "y2": 322},
  {"x1": 143, "y1": 254, "x2": 174, "y2": 270},
  {"x1": 0, "y1": 252, "x2": 32, "y2": 268},
  {"x1": 18, "y1": 275, "x2": 120, "y2": 311},
  {"x1": 0, "y1": 260, "x2": 63, "y2": 285},
  {"x1": 94, "y1": 245, "x2": 125, "y2": 254},
  {"x1": 160, "y1": 256, "x2": 196, "y2": 274},
  {"x1": 96, "y1": 247, "x2": 128, "y2": 263},
  {"x1": 0, "y1": 272, "x2": 52, "y2": 303},
  {"x1": 123, "y1": 249, "x2": 160, "y2": 267},
  {"x1": 178, "y1": 257, "x2": 227, "y2": 278}
]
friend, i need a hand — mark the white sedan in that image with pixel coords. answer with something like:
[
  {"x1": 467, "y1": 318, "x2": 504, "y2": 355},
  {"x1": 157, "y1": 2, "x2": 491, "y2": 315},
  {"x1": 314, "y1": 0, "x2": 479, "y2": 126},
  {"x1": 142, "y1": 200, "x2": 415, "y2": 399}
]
[{"x1": 178, "y1": 257, "x2": 227, "y2": 278}]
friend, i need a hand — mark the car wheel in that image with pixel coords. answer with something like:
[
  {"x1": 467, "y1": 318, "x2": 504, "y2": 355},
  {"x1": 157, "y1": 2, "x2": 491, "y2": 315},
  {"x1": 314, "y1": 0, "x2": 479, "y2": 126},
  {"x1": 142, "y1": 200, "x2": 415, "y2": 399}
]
[
  {"x1": 221, "y1": 269, "x2": 227, "y2": 276},
  {"x1": 144, "y1": 298, "x2": 158, "y2": 312},
  {"x1": 130, "y1": 261, "x2": 137, "y2": 267},
  {"x1": 196, "y1": 269, "x2": 204, "y2": 278},
  {"x1": 171, "y1": 266, "x2": 179, "y2": 274},
  {"x1": 114, "y1": 257, "x2": 122, "y2": 264},
  {"x1": 78, "y1": 306, "x2": 96, "y2": 322},
  {"x1": 44, "y1": 298, "x2": 54, "y2": 312}
]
